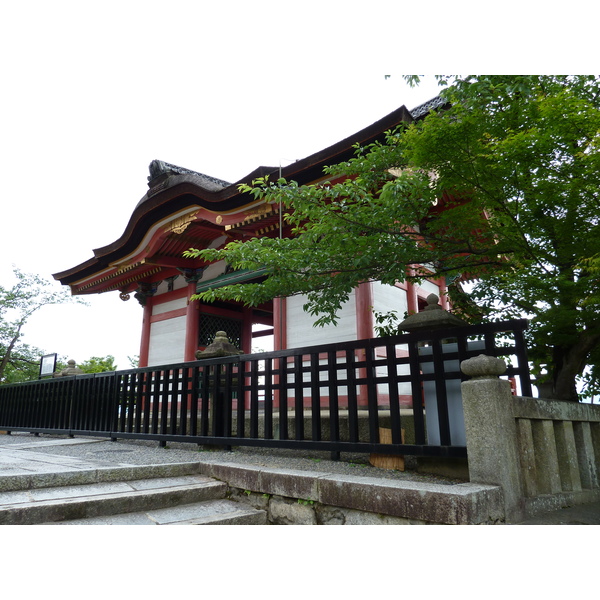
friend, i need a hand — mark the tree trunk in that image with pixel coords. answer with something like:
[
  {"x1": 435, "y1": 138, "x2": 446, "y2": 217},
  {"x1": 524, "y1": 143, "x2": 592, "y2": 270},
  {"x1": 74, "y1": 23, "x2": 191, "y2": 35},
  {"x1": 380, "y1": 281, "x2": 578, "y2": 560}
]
[
  {"x1": 0, "y1": 331, "x2": 20, "y2": 382},
  {"x1": 551, "y1": 332, "x2": 600, "y2": 402},
  {"x1": 552, "y1": 366, "x2": 579, "y2": 402}
]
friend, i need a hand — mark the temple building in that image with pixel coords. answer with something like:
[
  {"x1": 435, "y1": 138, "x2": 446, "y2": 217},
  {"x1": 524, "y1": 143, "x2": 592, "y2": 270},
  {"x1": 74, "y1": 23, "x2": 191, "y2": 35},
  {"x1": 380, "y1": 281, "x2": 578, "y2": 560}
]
[{"x1": 53, "y1": 98, "x2": 450, "y2": 368}]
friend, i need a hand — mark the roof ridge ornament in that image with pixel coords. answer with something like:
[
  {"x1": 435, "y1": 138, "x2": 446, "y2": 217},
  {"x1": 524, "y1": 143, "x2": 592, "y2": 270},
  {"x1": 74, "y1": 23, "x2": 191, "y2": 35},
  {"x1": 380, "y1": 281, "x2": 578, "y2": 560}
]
[
  {"x1": 148, "y1": 159, "x2": 231, "y2": 189},
  {"x1": 409, "y1": 95, "x2": 449, "y2": 120}
]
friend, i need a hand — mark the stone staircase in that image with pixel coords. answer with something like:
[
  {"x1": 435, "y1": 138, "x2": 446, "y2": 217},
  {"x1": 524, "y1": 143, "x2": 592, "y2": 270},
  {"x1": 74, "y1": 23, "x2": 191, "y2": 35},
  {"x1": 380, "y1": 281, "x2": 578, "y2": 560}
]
[{"x1": 0, "y1": 463, "x2": 267, "y2": 525}]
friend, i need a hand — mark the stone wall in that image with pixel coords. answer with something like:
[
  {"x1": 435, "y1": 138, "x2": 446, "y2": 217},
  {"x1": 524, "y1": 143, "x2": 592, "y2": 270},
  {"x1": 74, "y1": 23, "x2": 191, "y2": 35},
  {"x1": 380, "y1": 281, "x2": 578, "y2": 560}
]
[
  {"x1": 195, "y1": 459, "x2": 505, "y2": 524},
  {"x1": 512, "y1": 396, "x2": 600, "y2": 517},
  {"x1": 461, "y1": 354, "x2": 600, "y2": 523},
  {"x1": 228, "y1": 488, "x2": 430, "y2": 525}
]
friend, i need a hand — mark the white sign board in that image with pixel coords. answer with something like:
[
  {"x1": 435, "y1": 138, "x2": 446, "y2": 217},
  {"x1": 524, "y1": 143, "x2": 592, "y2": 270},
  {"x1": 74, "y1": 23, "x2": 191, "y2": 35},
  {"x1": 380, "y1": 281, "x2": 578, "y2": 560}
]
[{"x1": 39, "y1": 354, "x2": 57, "y2": 378}]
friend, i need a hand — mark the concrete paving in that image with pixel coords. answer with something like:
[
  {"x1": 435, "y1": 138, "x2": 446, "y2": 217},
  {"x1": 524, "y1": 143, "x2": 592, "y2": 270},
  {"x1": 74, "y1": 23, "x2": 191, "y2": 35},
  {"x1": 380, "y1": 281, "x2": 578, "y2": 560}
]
[
  {"x1": 513, "y1": 502, "x2": 600, "y2": 525},
  {"x1": 0, "y1": 434, "x2": 196, "y2": 476},
  {"x1": 1, "y1": 432, "x2": 599, "y2": 524}
]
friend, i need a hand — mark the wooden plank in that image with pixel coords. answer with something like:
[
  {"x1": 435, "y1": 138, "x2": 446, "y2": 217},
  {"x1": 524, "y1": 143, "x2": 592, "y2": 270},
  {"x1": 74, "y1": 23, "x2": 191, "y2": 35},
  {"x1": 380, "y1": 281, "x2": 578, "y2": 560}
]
[{"x1": 369, "y1": 427, "x2": 405, "y2": 471}]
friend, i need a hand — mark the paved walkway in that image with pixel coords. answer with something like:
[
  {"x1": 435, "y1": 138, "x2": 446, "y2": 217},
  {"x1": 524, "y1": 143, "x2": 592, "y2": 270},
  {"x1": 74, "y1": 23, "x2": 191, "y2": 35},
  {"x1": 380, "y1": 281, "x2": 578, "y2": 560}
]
[
  {"x1": 1, "y1": 432, "x2": 599, "y2": 524},
  {"x1": 515, "y1": 501, "x2": 600, "y2": 524},
  {"x1": 0, "y1": 434, "x2": 201, "y2": 475}
]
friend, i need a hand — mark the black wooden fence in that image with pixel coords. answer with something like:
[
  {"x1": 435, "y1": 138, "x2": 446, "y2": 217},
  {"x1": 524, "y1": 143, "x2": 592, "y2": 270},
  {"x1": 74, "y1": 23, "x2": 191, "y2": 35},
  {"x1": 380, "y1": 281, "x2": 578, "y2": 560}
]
[{"x1": 0, "y1": 320, "x2": 531, "y2": 460}]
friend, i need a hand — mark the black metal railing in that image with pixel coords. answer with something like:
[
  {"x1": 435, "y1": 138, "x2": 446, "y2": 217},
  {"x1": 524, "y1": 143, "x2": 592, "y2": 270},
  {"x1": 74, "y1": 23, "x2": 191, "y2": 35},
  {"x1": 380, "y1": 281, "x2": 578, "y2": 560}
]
[{"x1": 0, "y1": 320, "x2": 531, "y2": 459}]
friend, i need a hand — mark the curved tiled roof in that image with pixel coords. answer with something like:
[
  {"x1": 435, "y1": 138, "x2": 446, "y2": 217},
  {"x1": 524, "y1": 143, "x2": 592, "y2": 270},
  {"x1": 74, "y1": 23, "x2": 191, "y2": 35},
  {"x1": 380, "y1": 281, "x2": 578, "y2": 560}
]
[{"x1": 54, "y1": 99, "x2": 445, "y2": 294}]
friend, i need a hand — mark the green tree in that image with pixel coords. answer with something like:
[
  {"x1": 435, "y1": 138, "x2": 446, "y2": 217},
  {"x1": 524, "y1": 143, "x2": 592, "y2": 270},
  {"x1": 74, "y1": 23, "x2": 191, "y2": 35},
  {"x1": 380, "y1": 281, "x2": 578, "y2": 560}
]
[
  {"x1": 580, "y1": 255, "x2": 600, "y2": 399},
  {"x1": 78, "y1": 355, "x2": 118, "y2": 373},
  {"x1": 1, "y1": 342, "x2": 48, "y2": 383},
  {"x1": 184, "y1": 76, "x2": 600, "y2": 402},
  {"x1": 52, "y1": 355, "x2": 117, "y2": 376},
  {"x1": 0, "y1": 268, "x2": 82, "y2": 384}
]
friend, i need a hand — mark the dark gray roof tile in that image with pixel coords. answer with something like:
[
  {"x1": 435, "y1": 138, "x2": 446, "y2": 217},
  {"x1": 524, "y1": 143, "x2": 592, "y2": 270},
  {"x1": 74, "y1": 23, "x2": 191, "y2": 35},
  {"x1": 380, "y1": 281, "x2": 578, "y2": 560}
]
[{"x1": 409, "y1": 95, "x2": 449, "y2": 119}]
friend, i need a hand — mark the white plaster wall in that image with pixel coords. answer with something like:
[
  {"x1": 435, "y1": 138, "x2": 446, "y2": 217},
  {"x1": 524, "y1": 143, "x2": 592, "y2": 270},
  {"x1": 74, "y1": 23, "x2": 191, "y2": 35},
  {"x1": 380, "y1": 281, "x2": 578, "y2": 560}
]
[
  {"x1": 371, "y1": 281, "x2": 408, "y2": 320},
  {"x1": 199, "y1": 260, "x2": 227, "y2": 283},
  {"x1": 417, "y1": 279, "x2": 440, "y2": 297},
  {"x1": 148, "y1": 315, "x2": 186, "y2": 366},
  {"x1": 286, "y1": 292, "x2": 357, "y2": 349},
  {"x1": 371, "y1": 282, "x2": 411, "y2": 396},
  {"x1": 152, "y1": 296, "x2": 187, "y2": 316}
]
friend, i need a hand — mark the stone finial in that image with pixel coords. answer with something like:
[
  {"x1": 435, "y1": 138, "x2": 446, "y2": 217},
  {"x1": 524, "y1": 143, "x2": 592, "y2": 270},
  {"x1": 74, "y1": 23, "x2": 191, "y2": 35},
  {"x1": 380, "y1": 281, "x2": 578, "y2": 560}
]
[
  {"x1": 461, "y1": 354, "x2": 507, "y2": 379},
  {"x1": 196, "y1": 331, "x2": 243, "y2": 359},
  {"x1": 398, "y1": 293, "x2": 467, "y2": 332},
  {"x1": 53, "y1": 359, "x2": 84, "y2": 377},
  {"x1": 423, "y1": 293, "x2": 443, "y2": 311}
]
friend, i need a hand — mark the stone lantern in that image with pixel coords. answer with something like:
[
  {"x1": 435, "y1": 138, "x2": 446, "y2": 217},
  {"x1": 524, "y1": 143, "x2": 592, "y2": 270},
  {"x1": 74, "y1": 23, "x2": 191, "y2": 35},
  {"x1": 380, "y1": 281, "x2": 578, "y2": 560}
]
[
  {"x1": 398, "y1": 293, "x2": 467, "y2": 333},
  {"x1": 53, "y1": 359, "x2": 84, "y2": 377},
  {"x1": 194, "y1": 331, "x2": 242, "y2": 444},
  {"x1": 399, "y1": 293, "x2": 475, "y2": 448},
  {"x1": 195, "y1": 331, "x2": 243, "y2": 359}
]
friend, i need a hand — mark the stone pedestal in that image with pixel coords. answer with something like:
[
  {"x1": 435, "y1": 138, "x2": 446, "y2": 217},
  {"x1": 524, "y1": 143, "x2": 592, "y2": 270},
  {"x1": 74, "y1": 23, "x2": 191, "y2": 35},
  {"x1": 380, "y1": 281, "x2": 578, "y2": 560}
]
[{"x1": 461, "y1": 354, "x2": 525, "y2": 523}]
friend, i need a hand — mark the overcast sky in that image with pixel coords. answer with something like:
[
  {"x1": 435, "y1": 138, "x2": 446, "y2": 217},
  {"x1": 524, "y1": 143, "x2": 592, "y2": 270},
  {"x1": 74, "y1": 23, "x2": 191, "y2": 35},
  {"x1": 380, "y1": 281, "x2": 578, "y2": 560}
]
[{"x1": 0, "y1": 1, "x2": 591, "y2": 371}]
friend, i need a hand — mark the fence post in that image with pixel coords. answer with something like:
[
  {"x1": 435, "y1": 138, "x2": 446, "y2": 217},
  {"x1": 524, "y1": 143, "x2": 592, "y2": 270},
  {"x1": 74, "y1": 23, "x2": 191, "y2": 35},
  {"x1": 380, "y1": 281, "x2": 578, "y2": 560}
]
[{"x1": 461, "y1": 354, "x2": 525, "y2": 523}]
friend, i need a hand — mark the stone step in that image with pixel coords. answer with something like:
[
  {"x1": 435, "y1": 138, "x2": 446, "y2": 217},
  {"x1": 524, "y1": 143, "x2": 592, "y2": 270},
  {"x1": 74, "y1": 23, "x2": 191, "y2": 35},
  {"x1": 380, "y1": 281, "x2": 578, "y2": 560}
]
[
  {"x1": 0, "y1": 474, "x2": 237, "y2": 525},
  {"x1": 0, "y1": 461, "x2": 207, "y2": 494},
  {"x1": 43, "y1": 499, "x2": 268, "y2": 525}
]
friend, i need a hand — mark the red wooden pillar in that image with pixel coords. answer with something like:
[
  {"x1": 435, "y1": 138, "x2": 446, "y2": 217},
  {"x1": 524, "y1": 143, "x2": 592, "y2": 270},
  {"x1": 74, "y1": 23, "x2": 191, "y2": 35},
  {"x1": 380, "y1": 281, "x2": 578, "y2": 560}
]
[
  {"x1": 184, "y1": 281, "x2": 200, "y2": 362},
  {"x1": 241, "y1": 306, "x2": 253, "y2": 354},
  {"x1": 136, "y1": 282, "x2": 160, "y2": 367},
  {"x1": 355, "y1": 281, "x2": 374, "y2": 339},
  {"x1": 273, "y1": 296, "x2": 288, "y2": 408},
  {"x1": 272, "y1": 297, "x2": 287, "y2": 410},
  {"x1": 438, "y1": 278, "x2": 450, "y2": 310},
  {"x1": 354, "y1": 282, "x2": 374, "y2": 408},
  {"x1": 273, "y1": 297, "x2": 287, "y2": 351},
  {"x1": 406, "y1": 281, "x2": 418, "y2": 316},
  {"x1": 138, "y1": 298, "x2": 153, "y2": 368}
]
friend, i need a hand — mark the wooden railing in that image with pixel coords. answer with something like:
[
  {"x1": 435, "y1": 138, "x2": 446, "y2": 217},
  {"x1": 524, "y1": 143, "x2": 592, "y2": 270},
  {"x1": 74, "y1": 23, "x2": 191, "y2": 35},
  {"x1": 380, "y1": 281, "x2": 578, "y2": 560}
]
[{"x1": 0, "y1": 320, "x2": 531, "y2": 460}]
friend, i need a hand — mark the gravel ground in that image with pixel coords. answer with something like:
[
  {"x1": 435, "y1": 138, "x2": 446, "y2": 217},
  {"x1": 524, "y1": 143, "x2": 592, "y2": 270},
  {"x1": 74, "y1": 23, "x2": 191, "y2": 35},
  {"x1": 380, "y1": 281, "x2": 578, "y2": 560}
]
[{"x1": 0, "y1": 432, "x2": 466, "y2": 485}]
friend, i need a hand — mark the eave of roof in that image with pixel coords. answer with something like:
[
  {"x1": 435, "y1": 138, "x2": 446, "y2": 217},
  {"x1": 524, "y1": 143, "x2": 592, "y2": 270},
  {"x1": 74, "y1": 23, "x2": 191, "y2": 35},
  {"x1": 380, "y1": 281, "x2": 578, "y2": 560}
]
[{"x1": 53, "y1": 99, "x2": 443, "y2": 290}]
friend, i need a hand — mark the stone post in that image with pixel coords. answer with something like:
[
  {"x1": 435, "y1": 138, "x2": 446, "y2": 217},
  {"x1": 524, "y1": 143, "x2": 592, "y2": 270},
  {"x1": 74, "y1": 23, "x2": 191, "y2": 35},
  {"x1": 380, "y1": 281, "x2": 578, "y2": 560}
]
[{"x1": 461, "y1": 354, "x2": 524, "y2": 523}]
